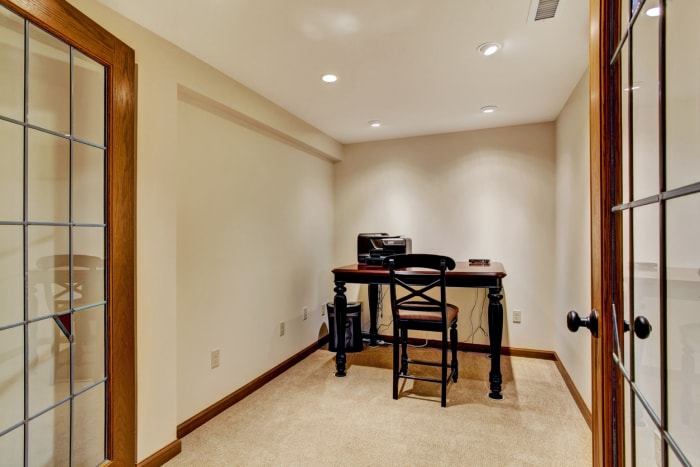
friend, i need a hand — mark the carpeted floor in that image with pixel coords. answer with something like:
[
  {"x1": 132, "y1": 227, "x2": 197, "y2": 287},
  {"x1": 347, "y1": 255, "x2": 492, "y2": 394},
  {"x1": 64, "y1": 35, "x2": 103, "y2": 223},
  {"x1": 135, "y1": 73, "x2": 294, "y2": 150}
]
[{"x1": 166, "y1": 345, "x2": 592, "y2": 466}]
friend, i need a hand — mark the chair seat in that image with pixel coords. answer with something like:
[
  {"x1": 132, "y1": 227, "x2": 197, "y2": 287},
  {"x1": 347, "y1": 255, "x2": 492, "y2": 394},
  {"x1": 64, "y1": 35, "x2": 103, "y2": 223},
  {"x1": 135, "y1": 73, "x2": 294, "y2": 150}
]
[{"x1": 397, "y1": 303, "x2": 459, "y2": 323}]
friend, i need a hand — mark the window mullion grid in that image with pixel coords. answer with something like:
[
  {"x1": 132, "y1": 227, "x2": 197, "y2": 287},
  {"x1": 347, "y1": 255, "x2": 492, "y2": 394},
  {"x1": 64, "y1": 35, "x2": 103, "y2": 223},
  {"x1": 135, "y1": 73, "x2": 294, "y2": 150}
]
[
  {"x1": 22, "y1": 16, "x2": 29, "y2": 467},
  {"x1": 657, "y1": 1, "x2": 668, "y2": 465}
]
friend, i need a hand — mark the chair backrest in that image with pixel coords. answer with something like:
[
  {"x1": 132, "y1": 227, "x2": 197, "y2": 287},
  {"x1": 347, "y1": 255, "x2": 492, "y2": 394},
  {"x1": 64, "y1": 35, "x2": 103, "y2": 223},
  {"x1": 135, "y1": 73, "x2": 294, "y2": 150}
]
[{"x1": 384, "y1": 254, "x2": 456, "y2": 322}]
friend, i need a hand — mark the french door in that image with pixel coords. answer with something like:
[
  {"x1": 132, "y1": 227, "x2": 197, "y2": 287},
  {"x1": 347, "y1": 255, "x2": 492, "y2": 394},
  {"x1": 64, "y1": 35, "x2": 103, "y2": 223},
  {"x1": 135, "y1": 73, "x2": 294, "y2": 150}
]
[
  {"x1": 590, "y1": 0, "x2": 700, "y2": 465},
  {"x1": 0, "y1": 0, "x2": 135, "y2": 465}
]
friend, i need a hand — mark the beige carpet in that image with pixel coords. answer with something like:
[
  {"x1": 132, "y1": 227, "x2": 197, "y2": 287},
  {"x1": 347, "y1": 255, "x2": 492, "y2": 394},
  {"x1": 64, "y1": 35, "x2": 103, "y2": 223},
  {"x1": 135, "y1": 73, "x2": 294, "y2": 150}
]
[{"x1": 166, "y1": 345, "x2": 592, "y2": 466}]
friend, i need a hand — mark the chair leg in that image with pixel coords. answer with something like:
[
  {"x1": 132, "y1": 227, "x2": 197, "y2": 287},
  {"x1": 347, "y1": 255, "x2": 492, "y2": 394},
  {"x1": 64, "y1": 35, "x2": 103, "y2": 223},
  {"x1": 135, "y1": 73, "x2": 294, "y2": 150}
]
[
  {"x1": 400, "y1": 325, "x2": 408, "y2": 375},
  {"x1": 441, "y1": 331, "x2": 447, "y2": 407},
  {"x1": 451, "y1": 323, "x2": 458, "y2": 382},
  {"x1": 393, "y1": 324, "x2": 399, "y2": 400}
]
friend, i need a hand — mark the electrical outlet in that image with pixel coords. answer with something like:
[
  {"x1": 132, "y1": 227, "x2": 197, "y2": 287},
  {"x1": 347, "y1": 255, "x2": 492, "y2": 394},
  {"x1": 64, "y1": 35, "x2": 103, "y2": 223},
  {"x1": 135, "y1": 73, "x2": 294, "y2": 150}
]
[
  {"x1": 303, "y1": 306, "x2": 308, "y2": 320},
  {"x1": 279, "y1": 321, "x2": 285, "y2": 336},
  {"x1": 513, "y1": 309, "x2": 522, "y2": 323},
  {"x1": 210, "y1": 349, "x2": 220, "y2": 369}
]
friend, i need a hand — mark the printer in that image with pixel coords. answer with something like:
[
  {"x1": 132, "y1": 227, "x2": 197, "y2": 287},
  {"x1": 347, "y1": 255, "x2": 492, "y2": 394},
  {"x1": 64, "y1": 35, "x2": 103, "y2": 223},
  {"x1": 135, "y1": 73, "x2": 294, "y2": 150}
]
[{"x1": 357, "y1": 233, "x2": 412, "y2": 266}]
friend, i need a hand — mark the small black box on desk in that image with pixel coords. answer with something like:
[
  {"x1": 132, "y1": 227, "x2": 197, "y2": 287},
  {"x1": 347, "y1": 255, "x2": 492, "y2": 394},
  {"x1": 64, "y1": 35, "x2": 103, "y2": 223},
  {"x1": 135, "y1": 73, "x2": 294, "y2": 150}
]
[{"x1": 326, "y1": 302, "x2": 363, "y2": 352}]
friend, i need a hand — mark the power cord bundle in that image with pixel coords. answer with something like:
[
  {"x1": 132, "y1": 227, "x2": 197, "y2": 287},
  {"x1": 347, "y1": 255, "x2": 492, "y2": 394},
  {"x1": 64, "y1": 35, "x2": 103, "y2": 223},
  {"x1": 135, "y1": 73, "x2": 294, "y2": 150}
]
[{"x1": 465, "y1": 288, "x2": 489, "y2": 343}]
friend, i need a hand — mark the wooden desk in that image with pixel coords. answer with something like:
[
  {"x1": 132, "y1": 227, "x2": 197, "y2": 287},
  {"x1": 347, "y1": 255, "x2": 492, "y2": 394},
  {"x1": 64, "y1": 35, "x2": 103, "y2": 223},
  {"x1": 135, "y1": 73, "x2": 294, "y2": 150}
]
[{"x1": 331, "y1": 261, "x2": 507, "y2": 399}]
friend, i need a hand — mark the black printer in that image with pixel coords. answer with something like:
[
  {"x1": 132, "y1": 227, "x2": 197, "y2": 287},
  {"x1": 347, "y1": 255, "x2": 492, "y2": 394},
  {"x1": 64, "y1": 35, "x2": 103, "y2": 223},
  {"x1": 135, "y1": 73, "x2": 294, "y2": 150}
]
[{"x1": 357, "y1": 233, "x2": 412, "y2": 266}]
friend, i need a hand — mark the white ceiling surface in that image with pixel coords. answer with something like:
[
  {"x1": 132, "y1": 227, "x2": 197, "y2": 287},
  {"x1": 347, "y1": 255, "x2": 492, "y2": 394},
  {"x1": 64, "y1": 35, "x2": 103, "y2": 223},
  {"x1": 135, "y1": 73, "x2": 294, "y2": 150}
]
[{"x1": 95, "y1": 0, "x2": 589, "y2": 144}]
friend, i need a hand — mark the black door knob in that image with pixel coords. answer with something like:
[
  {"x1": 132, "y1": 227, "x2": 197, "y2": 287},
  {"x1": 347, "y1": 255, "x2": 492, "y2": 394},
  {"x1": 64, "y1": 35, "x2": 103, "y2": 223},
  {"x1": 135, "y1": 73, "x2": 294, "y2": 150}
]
[
  {"x1": 624, "y1": 316, "x2": 652, "y2": 339},
  {"x1": 567, "y1": 309, "x2": 598, "y2": 338}
]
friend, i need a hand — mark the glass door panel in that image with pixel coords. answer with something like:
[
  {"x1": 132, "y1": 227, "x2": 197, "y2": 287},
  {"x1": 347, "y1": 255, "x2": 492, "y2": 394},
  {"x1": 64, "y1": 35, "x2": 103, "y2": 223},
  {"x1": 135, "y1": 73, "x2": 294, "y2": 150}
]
[
  {"x1": 634, "y1": 397, "x2": 663, "y2": 467},
  {"x1": 632, "y1": 203, "x2": 661, "y2": 415},
  {"x1": 666, "y1": 0, "x2": 700, "y2": 190},
  {"x1": 0, "y1": 3, "x2": 110, "y2": 463},
  {"x1": 666, "y1": 193, "x2": 700, "y2": 465},
  {"x1": 630, "y1": 1, "x2": 660, "y2": 201},
  {"x1": 621, "y1": 41, "x2": 632, "y2": 205},
  {"x1": 614, "y1": 0, "x2": 700, "y2": 465}
]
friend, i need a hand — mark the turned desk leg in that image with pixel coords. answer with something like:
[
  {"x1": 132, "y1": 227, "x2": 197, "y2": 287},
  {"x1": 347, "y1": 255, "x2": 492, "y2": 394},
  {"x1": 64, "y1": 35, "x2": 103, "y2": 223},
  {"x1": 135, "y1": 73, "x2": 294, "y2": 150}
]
[
  {"x1": 488, "y1": 287, "x2": 504, "y2": 400},
  {"x1": 334, "y1": 281, "x2": 347, "y2": 377}
]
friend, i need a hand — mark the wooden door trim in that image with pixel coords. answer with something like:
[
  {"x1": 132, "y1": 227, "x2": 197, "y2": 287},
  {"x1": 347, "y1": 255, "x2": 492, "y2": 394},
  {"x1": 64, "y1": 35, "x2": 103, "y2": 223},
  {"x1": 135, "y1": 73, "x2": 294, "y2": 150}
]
[
  {"x1": 0, "y1": 0, "x2": 136, "y2": 464},
  {"x1": 589, "y1": 0, "x2": 623, "y2": 465}
]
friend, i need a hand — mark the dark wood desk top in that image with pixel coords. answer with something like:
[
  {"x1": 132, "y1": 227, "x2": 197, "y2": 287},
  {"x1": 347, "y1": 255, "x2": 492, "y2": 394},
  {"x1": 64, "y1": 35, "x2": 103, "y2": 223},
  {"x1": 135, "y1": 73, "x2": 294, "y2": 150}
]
[{"x1": 332, "y1": 262, "x2": 506, "y2": 287}]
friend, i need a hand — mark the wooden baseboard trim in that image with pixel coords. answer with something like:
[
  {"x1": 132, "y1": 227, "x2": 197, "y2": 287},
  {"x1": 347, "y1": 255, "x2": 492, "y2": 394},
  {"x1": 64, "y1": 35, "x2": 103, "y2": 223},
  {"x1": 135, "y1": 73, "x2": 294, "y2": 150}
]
[
  {"x1": 377, "y1": 334, "x2": 557, "y2": 361},
  {"x1": 552, "y1": 351, "x2": 593, "y2": 429},
  {"x1": 136, "y1": 439, "x2": 181, "y2": 467},
  {"x1": 176, "y1": 336, "x2": 329, "y2": 439}
]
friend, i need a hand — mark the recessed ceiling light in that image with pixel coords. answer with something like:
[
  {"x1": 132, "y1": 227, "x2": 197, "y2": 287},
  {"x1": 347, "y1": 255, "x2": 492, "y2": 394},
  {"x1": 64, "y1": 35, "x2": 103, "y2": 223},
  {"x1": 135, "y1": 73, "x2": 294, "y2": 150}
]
[
  {"x1": 369, "y1": 120, "x2": 382, "y2": 128},
  {"x1": 321, "y1": 74, "x2": 338, "y2": 83},
  {"x1": 480, "y1": 105, "x2": 497, "y2": 114},
  {"x1": 645, "y1": 6, "x2": 661, "y2": 17},
  {"x1": 477, "y1": 42, "x2": 502, "y2": 56}
]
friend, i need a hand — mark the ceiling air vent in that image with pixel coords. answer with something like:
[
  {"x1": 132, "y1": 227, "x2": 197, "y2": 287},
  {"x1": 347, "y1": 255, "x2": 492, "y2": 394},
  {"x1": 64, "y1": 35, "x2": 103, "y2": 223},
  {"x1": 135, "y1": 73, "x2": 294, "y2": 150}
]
[{"x1": 528, "y1": 0, "x2": 560, "y2": 22}]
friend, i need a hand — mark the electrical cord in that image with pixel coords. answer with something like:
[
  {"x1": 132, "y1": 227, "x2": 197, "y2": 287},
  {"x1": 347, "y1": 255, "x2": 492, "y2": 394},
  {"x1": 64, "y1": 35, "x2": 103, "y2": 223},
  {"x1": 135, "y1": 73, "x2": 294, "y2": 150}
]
[{"x1": 464, "y1": 288, "x2": 489, "y2": 343}]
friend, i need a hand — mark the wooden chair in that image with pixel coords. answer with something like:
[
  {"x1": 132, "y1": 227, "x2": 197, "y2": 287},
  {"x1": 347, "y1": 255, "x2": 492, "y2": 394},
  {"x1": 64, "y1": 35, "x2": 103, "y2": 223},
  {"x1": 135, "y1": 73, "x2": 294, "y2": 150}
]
[{"x1": 384, "y1": 254, "x2": 459, "y2": 407}]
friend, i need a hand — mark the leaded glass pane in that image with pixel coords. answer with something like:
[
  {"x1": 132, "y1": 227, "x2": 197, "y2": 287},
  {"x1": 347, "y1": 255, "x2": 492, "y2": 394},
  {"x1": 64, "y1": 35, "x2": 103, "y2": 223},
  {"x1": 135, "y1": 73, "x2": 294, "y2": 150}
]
[
  {"x1": 0, "y1": 426, "x2": 23, "y2": 467},
  {"x1": 74, "y1": 306, "x2": 105, "y2": 391},
  {"x1": 0, "y1": 6, "x2": 24, "y2": 121},
  {"x1": 666, "y1": 193, "x2": 700, "y2": 466},
  {"x1": 0, "y1": 327, "x2": 23, "y2": 433},
  {"x1": 73, "y1": 384, "x2": 106, "y2": 465},
  {"x1": 27, "y1": 226, "x2": 69, "y2": 320},
  {"x1": 73, "y1": 142, "x2": 105, "y2": 224},
  {"x1": 630, "y1": 1, "x2": 660, "y2": 201},
  {"x1": 27, "y1": 24, "x2": 69, "y2": 134},
  {"x1": 632, "y1": 204, "x2": 661, "y2": 417},
  {"x1": 27, "y1": 317, "x2": 70, "y2": 417},
  {"x1": 0, "y1": 119, "x2": 23, "y2": 221},
  {"x1": 73, "y1": 50, "x2": 105, "y2": 145},
  {"x1": 27, "y1": 128, "x2": 70, "y2": 223},
  {"x1": 0, "y1": 226, "x2": 23, "y2": 327},
  {"x1": 27, "y1": 402, "x2": 70, "y2": 467},
  {"x1": 666, "y1": 0, "x2": 700, "y2": 190}
]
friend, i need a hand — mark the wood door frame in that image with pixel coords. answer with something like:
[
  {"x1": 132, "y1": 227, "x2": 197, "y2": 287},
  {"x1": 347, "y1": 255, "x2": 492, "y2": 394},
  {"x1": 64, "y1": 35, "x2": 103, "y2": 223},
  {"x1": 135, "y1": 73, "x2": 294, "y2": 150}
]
[
  {"x1": 590, "y1": 0, "x2": 624, "y2": 465},
  {"x1": 0, "y1": 0, "x2": 136, "y2": 464}
]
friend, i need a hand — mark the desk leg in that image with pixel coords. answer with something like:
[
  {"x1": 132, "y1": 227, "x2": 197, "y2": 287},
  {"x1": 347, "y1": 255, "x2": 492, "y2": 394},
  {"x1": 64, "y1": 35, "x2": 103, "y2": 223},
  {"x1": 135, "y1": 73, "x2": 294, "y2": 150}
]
[
  {"x1": 368, "y1": 283, "x2": 379, "y2": 347},
  {"x1": 334, "y1": 281, "x2": 347, "y2": 377},
  {"x1": 487, "y1": 287, "x2": 504, "y2": 400}
]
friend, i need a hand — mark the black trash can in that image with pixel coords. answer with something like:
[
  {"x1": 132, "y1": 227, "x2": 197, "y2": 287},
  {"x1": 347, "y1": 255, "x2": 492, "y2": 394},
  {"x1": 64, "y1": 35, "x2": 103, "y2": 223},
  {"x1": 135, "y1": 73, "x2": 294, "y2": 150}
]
[{"x1": 327, "y1": 302, "x2": 363, "y2": 353}]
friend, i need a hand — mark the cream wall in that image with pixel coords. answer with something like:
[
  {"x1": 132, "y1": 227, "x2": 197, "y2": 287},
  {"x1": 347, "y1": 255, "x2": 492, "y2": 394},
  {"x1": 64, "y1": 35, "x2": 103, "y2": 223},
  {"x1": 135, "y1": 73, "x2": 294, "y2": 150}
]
[
  {"x1": 68, "y1": 1, "x2": 340, "y2": 462},
  {"x1": 175, "y1": 88, "x2": 334, "y2": 421},
  {"x1": 553, "y1": 70, "x2": 592, "y2": 409},
  {"x1": 63, "y1": 1, "x2": 595, "y2": 462},
  {"x1": 336, "y1": 123, "x2": 557, "y2": 351}
]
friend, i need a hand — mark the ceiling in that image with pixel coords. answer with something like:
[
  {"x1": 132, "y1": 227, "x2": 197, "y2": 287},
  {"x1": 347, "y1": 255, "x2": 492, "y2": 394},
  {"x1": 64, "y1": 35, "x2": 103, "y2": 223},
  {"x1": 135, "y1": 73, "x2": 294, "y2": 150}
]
[{"x1": 94, "y1": 0, "x2": 589, "y2": 144}]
